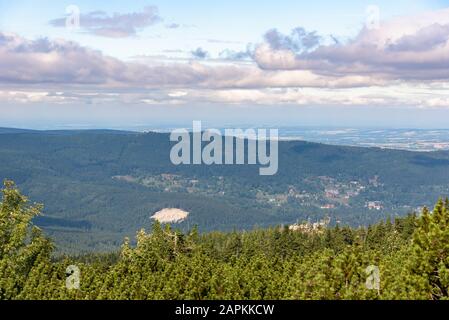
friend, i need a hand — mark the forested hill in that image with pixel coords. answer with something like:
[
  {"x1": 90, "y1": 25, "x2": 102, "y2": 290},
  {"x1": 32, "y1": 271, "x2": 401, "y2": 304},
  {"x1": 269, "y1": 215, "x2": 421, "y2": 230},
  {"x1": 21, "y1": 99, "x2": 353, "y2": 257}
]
[
  {"x1": 2, "y1": 180, "x2": 449, "y2": 300},
  {"x1": 0, "y1": 129, "x2": 449, "y2": 252}
]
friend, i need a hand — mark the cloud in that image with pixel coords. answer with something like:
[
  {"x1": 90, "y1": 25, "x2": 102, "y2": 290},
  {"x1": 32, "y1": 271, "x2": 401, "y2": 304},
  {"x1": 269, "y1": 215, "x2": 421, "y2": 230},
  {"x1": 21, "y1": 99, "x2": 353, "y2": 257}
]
[
  {"x1": 3, "y1": 5, "x2": 449, "y2": 110},
  {"x1": 387, "y1": 23, "x2": 449, "y2": 52},
  {"x1": 207, "y1": 39, "x2": 244, "y2": 44},
  {"x1": 254, "y1": 9, "x2": 449, "y2": 81},
  {"x1": 219, "y1": 44, "x2": 254, "y2": 61},
  {"x1": 0, "y1": 32, "x2": 384, "y2": 91},
  {"x1": 3, "y1": 83, "x2": 449, "y2": 109},
  {"x1": 263, "y1": 27, "x2": 321, "y2": 52},
  {"x1": 191, "y1": 47, "x2": 209, "y2": 59},
  {"x1": 165, "y1": 23, "x2": 180, "y2": 29},
  {"x1": 49, "y1": 6, "x2": 161, "y2": 38},
  {"x1": 0, "y1": 32, "x2": 127, "y2": 84},
  {"x1": 168, "y1": 91, "x2": 188, "y2": 97}
]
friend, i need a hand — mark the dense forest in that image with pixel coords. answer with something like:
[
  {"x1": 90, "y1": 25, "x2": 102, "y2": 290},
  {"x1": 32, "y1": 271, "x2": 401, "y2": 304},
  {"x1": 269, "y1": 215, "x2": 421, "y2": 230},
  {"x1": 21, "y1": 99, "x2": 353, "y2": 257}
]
[
  {"x1": 1, "y1": 180, "x2": 449, "y2": 300},
  {"x1": 1, "y1": 129, "x2": 449, "y2": 252}
]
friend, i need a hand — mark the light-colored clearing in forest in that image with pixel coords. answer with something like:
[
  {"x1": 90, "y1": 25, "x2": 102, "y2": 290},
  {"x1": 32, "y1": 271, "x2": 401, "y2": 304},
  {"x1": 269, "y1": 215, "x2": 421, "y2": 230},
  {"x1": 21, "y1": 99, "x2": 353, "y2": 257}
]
[{"x1": 151, "y1": 208, "x2": 189, "y2": 223}]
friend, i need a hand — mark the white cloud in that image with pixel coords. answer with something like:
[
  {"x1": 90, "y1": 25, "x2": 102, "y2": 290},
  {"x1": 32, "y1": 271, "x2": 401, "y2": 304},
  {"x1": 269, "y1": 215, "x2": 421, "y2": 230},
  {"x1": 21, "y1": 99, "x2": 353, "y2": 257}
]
[
  {"x1": 49, "y1": 6, "x2": 162, "y2": 38},
  {"x1": 168, "y1": 91, "x2": 188, "y2": 97},
  {"x1": 254, "y1": 8, "x2": 449, "y2": 81},
  {"x1": 2, "y1": 8, "x2": 449, "y2": 108}
]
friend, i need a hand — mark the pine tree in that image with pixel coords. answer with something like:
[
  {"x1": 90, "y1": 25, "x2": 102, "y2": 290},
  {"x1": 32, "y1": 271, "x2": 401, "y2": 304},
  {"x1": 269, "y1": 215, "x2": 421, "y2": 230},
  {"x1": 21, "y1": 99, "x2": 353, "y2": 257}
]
[
  {"x1": 406, "y1": 199, "x2": 449, "y2": 299},
  {"x1": 0, "y1": 180, "x2": 53, "y2": 299}
]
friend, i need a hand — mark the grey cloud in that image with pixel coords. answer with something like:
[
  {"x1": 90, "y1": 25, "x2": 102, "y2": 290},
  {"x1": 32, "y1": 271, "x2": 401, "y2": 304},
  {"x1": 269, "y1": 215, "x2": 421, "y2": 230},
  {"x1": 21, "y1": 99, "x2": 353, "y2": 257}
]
[
  {"x1": 0, "y1": 33, "x2": 239, "y2": 88},
  {"x1": 49, "y1": 6, "x2": 161, "y2": 38},
  {"x1": 330, "y1": 35, "x2": 340, "y2": 45},
  {"x1": 0, "y1": 32, "x2": 381, "y2": 91},
  {"x1": 218, "y1": 44, "x2": 255, "y2": 61},
  {"x1": 166, "y1": 23, "x2": 180, "y2": 29},
  {"x1": 4, "y1": 29, "x2": 444, "y2": 106},
  {"x1": 219, "y1": 49, "x2": 251, "y2": 60},
  {"x1": 0, "y1": 33, "x2": 125, "y2": 84},
  {"x1": 388, "y1": 23, "x2": 449, "y2": 52},
  {"x1": 264, "y1": 27, "x2": 321, "y2": 52},
  {"x1": 191, "y1": 47, "x2": 208, "y2": 59},
  {"x1": 254, "y1": 17, "x2": 449, "y2": 81}
]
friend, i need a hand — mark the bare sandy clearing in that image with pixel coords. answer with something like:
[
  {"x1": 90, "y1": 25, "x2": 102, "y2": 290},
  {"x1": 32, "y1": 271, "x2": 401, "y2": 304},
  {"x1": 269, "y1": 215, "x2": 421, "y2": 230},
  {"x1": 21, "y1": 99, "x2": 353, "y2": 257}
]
[{"x1": 151, "y1": 208, "x2": 189, "y2": 223}]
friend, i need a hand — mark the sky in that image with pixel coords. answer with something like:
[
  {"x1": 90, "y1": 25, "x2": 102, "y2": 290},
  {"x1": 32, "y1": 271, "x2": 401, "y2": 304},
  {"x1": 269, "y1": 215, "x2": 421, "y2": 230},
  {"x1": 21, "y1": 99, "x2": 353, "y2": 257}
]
[{"x1": 1, "y1": 0, "x2": 449, "y2": 129}]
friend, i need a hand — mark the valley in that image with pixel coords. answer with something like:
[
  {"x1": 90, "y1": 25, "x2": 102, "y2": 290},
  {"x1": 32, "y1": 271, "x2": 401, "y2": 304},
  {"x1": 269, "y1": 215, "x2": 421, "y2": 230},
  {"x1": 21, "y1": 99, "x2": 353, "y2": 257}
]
[{"x1": 1, "y1": 128, "x2": 449, "y2": 253}]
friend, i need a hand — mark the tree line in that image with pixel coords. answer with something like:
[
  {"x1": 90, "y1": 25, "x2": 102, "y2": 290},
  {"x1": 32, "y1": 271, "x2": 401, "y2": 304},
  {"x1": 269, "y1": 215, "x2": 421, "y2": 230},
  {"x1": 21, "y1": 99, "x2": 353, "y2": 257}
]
[{"x1": 1, "y1": 180, "x2": 448, "y2": 300}]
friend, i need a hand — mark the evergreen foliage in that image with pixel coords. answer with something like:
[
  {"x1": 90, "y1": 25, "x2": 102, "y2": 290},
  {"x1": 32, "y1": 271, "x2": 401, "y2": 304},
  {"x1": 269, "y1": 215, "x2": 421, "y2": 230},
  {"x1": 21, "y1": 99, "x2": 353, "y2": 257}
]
[{"x1": 1, "y1": 181, "x2": 449, "y2": 300}]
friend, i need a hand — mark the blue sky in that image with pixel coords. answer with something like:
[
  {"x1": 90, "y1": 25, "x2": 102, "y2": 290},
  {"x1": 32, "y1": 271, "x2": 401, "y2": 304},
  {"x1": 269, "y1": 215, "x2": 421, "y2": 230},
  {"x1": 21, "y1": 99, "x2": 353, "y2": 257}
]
[{"x1": 1, "y1": 0, "x2": 449, "y2": 129}]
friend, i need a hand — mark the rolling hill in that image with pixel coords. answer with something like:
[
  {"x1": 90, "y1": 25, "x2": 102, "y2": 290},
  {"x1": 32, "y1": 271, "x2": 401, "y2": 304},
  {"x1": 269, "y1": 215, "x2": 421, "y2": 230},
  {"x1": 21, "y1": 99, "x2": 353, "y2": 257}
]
[{"x1": 1, "y1": 129, "x2": 449, "y2": 253}]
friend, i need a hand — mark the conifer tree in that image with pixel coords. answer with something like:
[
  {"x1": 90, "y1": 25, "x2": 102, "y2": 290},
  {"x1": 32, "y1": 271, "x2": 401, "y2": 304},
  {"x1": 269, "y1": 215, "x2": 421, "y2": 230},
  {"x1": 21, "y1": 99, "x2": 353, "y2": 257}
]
[
  {"x1": 0, "y1": 180, "x2": 53, "y2": 299},
  {"x1": 406, "y1": 199, "x2": 449, "y2": 299}
]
